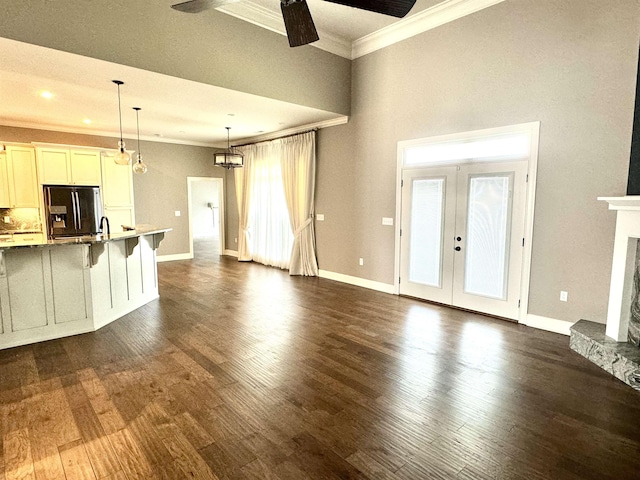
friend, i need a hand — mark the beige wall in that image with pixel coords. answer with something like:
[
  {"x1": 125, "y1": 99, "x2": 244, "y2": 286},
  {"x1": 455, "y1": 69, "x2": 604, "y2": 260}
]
[
  {"x1": 0, "y1": 0, "x2": 351, "y2": 115},
  {"x1": 315, "y1": 0, "x2": 640, "y2": 324},
  {"x1": 0, "y1": 126, "x2": 238, "y2": 256}
]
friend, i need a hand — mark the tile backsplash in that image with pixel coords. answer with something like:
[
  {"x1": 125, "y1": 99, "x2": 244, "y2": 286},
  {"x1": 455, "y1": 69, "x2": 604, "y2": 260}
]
[{"x1": 0, "y1": 208, "x2": 42, "y2": 233}]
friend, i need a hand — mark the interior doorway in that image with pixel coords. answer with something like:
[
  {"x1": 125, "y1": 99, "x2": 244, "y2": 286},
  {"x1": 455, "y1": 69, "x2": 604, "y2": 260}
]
[
  {"x1": 395, "y1": 123, "x2": 539, "y2": 323},
  {"x1": 187, "y1": 177, "x2": 225, "y2": 259}
]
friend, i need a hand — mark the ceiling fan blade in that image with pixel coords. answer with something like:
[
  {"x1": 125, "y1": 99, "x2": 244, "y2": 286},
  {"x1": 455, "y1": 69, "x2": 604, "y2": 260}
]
[
  {"x1": 281, "y1": 0, "x2": 320, "y2": 47},
  {"x1": 171, "y1": 0, "x2": 236, "y2": 14},
  {"x1": 323, "y1": 0, "x2": 417, "y2": 18}
]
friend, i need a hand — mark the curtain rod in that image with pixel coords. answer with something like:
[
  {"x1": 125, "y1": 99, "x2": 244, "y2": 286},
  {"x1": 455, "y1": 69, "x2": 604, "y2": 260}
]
[{"x1": 233, "y1": 128, "x2": 317, "y2": 148}]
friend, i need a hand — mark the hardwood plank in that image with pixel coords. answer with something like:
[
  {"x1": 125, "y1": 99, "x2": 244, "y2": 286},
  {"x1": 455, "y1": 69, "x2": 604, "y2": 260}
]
[
  {"x1": 58, "y1": 440, "x2": 98, "y2": 480},
  {"x1": 3, "y1": 428, "x2": 35, "y2": 480},
  {"x1": 107, "y1": 428, "x2": 154, "y2": 480}
]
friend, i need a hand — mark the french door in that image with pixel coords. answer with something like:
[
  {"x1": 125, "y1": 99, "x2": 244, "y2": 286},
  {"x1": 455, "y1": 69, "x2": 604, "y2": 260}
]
[{"x1": 399, "y1": 160, "x2": 528, "y2": 320}]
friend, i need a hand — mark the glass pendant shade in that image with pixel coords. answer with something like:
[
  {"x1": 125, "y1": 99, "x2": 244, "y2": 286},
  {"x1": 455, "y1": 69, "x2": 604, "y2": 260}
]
[
  {"x1": 132, "y1": 107, "x2": 147, "y2": 174},
  {"x1": 133, "y1": 153, "x2": 148, "y2": 174},
  {"x1": 214, "y1": 127, "x2": 244, "y2": 169},
  {"x1": 114, "y1": 140, "x2": 131, "y2": 165}
]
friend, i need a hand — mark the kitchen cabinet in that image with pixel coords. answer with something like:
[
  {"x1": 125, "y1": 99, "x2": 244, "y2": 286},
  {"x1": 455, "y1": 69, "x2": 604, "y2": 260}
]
[
  {"x1": 102, "y1": 153, "x2": 135, "y2": 233},
  {"x1": 104, "y1": 207, "x2": 135, "y2": 232},
  {"x1": 37, "y1": 147, "x2": 102, "y2": 186},
  {"x1": 0, "y1": 146, "x2": 39, "y2": 208}
]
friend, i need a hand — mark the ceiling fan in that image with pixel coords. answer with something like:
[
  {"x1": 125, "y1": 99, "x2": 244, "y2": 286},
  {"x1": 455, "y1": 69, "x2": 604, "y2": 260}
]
[{"x1": 170, "y1": 0, "x2": 417, "y2": 47}]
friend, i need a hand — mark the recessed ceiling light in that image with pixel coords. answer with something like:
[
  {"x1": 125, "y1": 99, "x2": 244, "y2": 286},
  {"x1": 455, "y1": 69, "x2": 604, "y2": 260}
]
[
  {"x1": 227, "y1": 113, "x2": 235, "y2": 117},
  {"x1": 39, "y1": 90, "x2": 53, "y2": 99},
  {"x1": 83, "y1": 118, "x2": 92, "y2": 125},
  {"x1": 154, "y1": 133, "x2": 163, "y2": 137}
]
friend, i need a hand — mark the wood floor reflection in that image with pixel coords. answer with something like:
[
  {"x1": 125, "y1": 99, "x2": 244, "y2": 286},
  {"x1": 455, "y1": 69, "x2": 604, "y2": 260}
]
[{"x1": 1, "y1": 253, "x2": 640, "y2": 479}]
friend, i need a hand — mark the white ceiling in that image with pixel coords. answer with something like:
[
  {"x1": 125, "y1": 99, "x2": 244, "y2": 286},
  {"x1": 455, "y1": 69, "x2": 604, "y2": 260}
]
[
  {"x1": 223, "y1": 0, "x2": 444, "y2": 44},
  {"x1": 0, "y1": 0, "x2": 459, "y2": 147}
]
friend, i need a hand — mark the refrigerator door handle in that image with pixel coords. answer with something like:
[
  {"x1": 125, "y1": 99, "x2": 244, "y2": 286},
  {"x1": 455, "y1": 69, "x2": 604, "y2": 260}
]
[
  {"x1": 71, "y1": 191, "x2": 78, "y2": 231},
  {"x1": 75, "y1": 191, "x2": 82, "y2": 230}
]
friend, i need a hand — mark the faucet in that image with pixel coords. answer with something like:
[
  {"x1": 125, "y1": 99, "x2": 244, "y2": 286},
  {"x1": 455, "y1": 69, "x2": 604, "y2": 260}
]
[{"x1": 100, "y1": 216, "x2": 110, "y2": 236}]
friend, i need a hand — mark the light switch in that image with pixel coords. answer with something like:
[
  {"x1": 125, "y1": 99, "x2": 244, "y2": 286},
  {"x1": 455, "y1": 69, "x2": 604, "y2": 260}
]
[
  {"x1": 175, "y1": 211, "x2": 181, "y2": 217},
  {"x1": 3, "y1": 216, "x2": 10, "y2": 223},
  {"x1": 316, "y1": 214, "x2": 325, "y2": 221},
  {"x1": 382, "y1": 217, "x2": 394, "y2": 226}
]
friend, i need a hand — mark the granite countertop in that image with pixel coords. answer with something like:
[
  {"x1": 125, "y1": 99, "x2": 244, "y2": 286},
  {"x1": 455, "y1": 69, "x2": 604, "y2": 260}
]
[{"x1": 0, "y1": 225, "x2": 171, "y2": 249}]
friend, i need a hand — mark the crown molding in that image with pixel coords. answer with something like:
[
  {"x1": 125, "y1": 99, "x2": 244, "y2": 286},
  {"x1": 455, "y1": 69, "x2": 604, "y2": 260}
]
[
  {"x1": 351, "y1": 0, "x2": 507, "y2": 59},
  {"x1": 218, "y1": 2, "x2": 352, "y2": 59},
  {"x1": 232, "y1": 115, "x2": 348, "y2": 146},
  {"x1": 0, "y1": 120, "x2": 219, "y2": 148}
]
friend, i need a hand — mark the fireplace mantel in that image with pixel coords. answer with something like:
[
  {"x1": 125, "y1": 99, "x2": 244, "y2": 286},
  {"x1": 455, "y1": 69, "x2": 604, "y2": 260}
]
[
  {"x1": 598, "y1": 196, "x2": 640, "y2": 342},
  {"x1": 599, "y1": 196, "x2": 640, "y2": 211}
]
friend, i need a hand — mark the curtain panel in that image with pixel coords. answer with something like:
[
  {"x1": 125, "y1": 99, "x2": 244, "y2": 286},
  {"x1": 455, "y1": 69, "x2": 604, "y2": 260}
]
[
  {"x1": 234, "y1": 131, "x2": 318, "y2": 276},
  {"x1": 280, "y1": 132, "x2": 319, "y2": 276}
]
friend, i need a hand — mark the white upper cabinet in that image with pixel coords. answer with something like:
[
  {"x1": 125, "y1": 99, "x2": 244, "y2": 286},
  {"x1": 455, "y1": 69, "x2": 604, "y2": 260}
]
[
  {"x1": 70, "y1": 150, "x2": 102, "y2": 185},
  {"x1": 37, "y1": 147, "x2": 102, "y2": 186},
  {"x1": 101, "y1": 154, "x2": 134, "y2": 207},
  {"x1": 0, "y1": 146, "x2": 39, "y2": 208},
  {"x1": 101, "y1": 154, "x2": 135, "y2": 232}
]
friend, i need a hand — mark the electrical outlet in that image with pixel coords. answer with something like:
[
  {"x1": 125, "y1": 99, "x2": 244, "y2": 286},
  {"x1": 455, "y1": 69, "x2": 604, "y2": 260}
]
[
  {"x1": 359, "y1": 258, "x2": 364, "y2": 266},
  {"x1": 234, "y1": 237, "x2": 238, "y2": 243},
  {"x1": 175, "y1": 210, "x2": 181, "y2": 217},
  {"x1": 3, "y1": 216, "x2": 10, "y2": 223},
  {"x1": 316, "y1": 214, "x2": 325, "y2": 221},
  {"x1": 382, "y1": 217, "x2": 393, "y2": 226},
  {"x1": 560, "y1": 291, "x2": 568, "y2": 302}
]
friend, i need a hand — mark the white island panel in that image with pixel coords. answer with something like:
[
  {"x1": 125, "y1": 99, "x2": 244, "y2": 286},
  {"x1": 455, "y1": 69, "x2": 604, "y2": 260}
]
[
  {"x1": 5, "y1": 249, "x2": 48, "y2": 331},
  {"x1": 50, "y1": 245, "x2": 91, "y2": 324}
]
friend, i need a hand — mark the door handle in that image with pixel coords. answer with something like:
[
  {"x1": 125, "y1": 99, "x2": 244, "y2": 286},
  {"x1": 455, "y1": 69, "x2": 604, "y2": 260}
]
[
  {"x1": 75, "y1": 192, "x2": 82, "y2": 229},
  {"x1": 455, "y1": 246, "x2": 461, "y2": 251}
]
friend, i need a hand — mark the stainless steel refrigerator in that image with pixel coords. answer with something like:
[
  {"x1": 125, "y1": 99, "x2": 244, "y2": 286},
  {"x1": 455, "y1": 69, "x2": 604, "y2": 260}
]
[{"x1": 44, "y1": 186, "x2": 103, "y2": 238}]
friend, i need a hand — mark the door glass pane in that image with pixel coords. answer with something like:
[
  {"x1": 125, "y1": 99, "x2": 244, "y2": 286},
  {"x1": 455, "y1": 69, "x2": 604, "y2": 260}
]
[
  {"x1": 409, "y1": 178, "x2": 444, "y2": 287},
  {"x1": 464, "y1": 175, "x2": 512, "y2": 299}
]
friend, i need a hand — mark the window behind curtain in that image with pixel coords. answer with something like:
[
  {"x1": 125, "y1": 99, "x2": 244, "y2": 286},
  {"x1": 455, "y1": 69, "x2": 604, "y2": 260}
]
[{"x1": 247, "y1": 145, "x2": 294, "y2": 269}]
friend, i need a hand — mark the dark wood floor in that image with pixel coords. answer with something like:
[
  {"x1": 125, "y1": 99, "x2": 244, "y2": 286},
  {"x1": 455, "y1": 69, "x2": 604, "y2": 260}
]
[{"x1": 1, "y1": 245, "x2": 640, "y2": 479}]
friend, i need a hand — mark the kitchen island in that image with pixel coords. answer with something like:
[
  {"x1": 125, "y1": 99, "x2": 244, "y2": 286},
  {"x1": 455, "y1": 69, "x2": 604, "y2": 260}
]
[{"x1": 0, "y1": 226, "x2": 170, "y2": 350}]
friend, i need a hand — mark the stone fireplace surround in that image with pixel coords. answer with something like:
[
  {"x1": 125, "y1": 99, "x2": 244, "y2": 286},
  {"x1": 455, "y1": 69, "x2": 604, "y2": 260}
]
[{"x1": 569, "y1": 197, "x2": 640, "y2": 391}]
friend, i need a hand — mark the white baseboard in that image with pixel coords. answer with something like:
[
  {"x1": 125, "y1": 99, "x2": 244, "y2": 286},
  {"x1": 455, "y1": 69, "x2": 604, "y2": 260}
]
[
  {"x1": 523, "y1": 314, "x2": 575, "y2": 336},
  {"x1": 223, "y1": 249, "x2": 239, "y2": 257},
  {"x1": 318, "y1": 269, "x2": 395, "y2": 294},
  {"x1": 157, "y1": 253, "x2": 193, "y2": 262}
]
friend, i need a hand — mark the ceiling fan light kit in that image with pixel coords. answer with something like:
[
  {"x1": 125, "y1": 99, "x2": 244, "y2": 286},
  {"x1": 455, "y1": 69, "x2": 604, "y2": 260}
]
[
  {"x1": 214, "y1": 127, "x2": 244, "y2": 169},
  {"x1": 170, "y1": 0, "x2": 416, "y2": 47}
]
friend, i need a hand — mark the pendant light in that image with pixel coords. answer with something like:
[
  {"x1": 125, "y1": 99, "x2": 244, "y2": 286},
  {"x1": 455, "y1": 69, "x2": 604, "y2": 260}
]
[
  {"x1": 132, "y1": 107, "x2": 148, "y2": 174},
  {"x1": 213, "y1": 127, "x2": 244, "y2": 169},
  {"x1": 112, "y1": 80, "x2": 131, "y2": 165}
]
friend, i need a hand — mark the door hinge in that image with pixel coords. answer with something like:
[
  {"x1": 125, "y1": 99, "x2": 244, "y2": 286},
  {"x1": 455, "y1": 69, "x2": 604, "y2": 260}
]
[
  {"x1": 522, "y1": 237, "x2": 525, "y2": 247},
  {"x1": 401, "y1": 179, "x2": 404, "y2": 187},
  {"x1": 400, "y1": 229, "x2": 402, "y2": 236},
  {"x1": 526, "y1": 174, "x2": 529, "y2": 183},
  {"x1": 399, "y1": 276, "x2": 401, "y2": 284},
  {"x1": 518, "y1": 299, "x2": 521, "y2": 308}
]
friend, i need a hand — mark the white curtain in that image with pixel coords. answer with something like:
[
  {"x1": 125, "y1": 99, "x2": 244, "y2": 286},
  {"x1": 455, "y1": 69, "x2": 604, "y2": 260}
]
[
  {"x1": 280, "y1": 132, "x2": 318, "y2": 276},
  {"x1": 235, "y1": 141, "x2": 293, "y2": 269},
  {"x1": 233, "y1": 131, "x2": 318, "y2": 275},
  {"x1": 234, "y1": 149, "x2": 252, "y2": 261}
]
